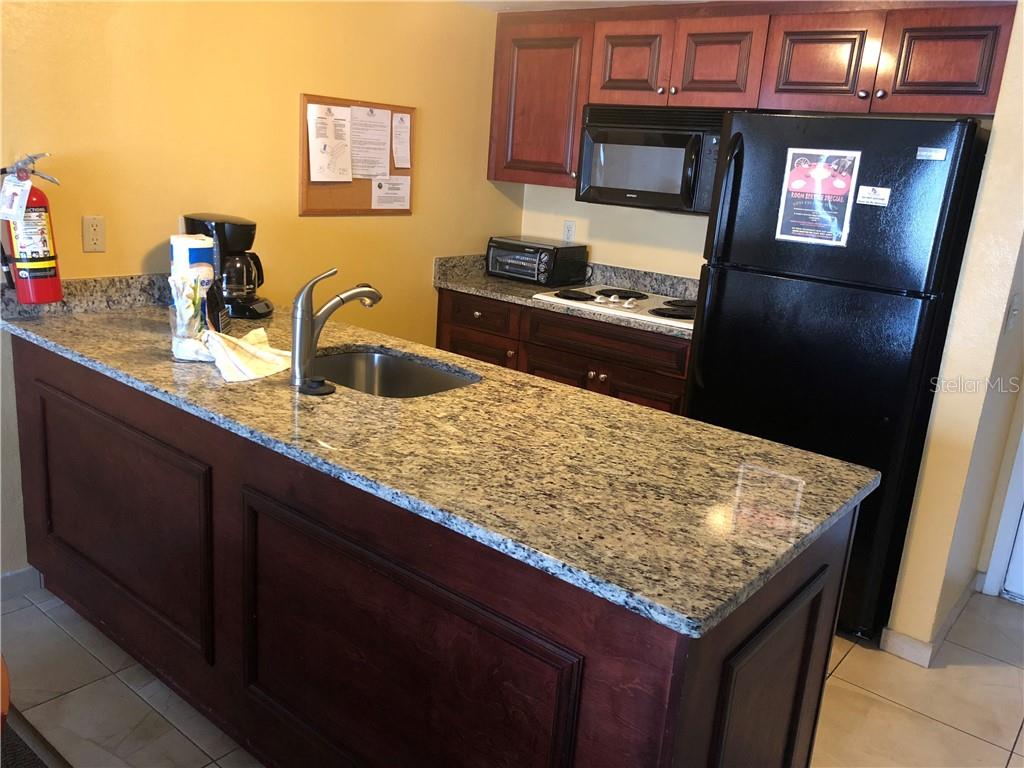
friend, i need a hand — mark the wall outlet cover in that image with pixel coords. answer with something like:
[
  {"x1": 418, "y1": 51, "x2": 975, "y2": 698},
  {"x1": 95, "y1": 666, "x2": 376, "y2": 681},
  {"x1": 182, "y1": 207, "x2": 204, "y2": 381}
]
[
  {"x1": 82, "y1": 215, "x2": 106, "y2": 253},
  {"x1": 562, "y1": 219, "x2": 576, "y2": 243}
]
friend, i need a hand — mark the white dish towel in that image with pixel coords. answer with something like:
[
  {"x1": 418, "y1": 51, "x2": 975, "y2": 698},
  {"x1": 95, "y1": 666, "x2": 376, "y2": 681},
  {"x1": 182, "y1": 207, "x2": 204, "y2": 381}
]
[{"x1": 200, "y1": 327, "x2": 290, "y2": 383}]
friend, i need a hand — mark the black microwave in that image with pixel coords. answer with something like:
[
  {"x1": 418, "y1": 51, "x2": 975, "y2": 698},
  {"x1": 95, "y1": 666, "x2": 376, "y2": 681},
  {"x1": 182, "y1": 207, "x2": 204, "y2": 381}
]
[{"x1": 575, "y1": 105, "x2": 726, "y2": 215}]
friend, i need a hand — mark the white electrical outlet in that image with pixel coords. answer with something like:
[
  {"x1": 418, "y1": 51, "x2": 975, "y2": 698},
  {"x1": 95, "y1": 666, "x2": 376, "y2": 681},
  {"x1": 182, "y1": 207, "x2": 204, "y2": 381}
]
[
  {"x1": 562, "y1": 219, "x2": 577, "y2": 242},
  {"x1": 82, "y1": 215, "x2": 106, "y2": 253}
]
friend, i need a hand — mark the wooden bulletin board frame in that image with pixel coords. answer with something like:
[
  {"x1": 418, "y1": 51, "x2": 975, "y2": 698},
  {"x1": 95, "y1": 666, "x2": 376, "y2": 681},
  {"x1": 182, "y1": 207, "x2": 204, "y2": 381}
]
[{"x1": 299, "y1": 93, "x2": 414, "y2": 216}]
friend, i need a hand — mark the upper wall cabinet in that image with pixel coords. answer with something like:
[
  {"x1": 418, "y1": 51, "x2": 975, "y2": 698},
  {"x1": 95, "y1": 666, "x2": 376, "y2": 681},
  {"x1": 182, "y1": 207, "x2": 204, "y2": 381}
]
[
  {"x1": 589, "y1": 19, "x2": 676, "y2": 105},
  {"x1": 758, "y1": 11, "x2": 887, "y2": 113},
  {"x1": 588, "y1": 15, "x2": 769, "y2": 108},
  {"x1": 870, "y1": 5, "x2": 1015, "y2": 115},
  {"x1": 667, "y1": 15, "x2": 770, "y2": 108},
  {"x1": 488, "y1": 20, "x2": 594, "y2": 187},
  {"x1": 760, "y1": 5, "x2": 1015, "y2": 115}
]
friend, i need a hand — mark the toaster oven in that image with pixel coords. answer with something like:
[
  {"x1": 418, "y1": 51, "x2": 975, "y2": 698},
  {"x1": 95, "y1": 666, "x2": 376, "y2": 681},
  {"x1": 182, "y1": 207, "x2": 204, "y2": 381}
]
[{"x1": 485, "y1": 236, "x2": 588, "y2": 286}]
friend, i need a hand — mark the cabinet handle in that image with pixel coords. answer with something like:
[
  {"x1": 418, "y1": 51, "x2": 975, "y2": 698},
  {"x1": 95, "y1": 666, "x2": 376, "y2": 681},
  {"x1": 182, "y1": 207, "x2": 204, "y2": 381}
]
[
  {"x1": 506, "y1": 349, "x2": 515, "y2": 358},
  {"x1": 587, "y1": 370, "x2": 596, "y2": 379},
  {"x1": 570, "y1": 171, "x2": 577, "y2": 179},
  {"x1": 669, "y1": 86, "x2": 678, "y2": 95},
  {"x1": 598, "y1": 373, "x2": 608, "y2": 383},
  {"x1": 656, "y1": 86, "x2": 665, "y2": 95},
  {"x1": 874, "y1": 89, "x2": 888, "y2": 99},
  {"x1": 472, "y1": 311, "x2": 482, "y2": 319},
  {"x1": 856, "y1": 89, "x2": 869, "y2": 99}
]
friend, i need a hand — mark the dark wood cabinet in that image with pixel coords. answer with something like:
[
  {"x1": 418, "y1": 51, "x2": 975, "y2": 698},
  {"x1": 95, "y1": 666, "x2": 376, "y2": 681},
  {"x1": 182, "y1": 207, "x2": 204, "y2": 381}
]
[
  {"x1": 520, "y1": 343, "x2": 685, "y2": 413},
  {"x1": 758, "y1": 11, "x2": 887, "y2": 113},
  {"x1": 589, "y1": 19, "x2": 676, "y2": 105},
  {"x1": 14, "y1": 335, "x2": 863, "y2": 768},
  {"x1": 668, "y1": 15, "x2": 770, "y2": 108},
  {"x1": 488, "y1": 20, "x2": 594, "y2": 187},
  {"x1": 590, "y1": 15, "x2": 769, "y2": 108},
  {"x1": 871, "y1": 5, "x2": 1015, "y2": 115},
  {"x1": 438, "y1": 326, "x2": 519, "y2": 369},
  {"x1": 437, "y1": 289, "x2": 688, "y2": 414}
]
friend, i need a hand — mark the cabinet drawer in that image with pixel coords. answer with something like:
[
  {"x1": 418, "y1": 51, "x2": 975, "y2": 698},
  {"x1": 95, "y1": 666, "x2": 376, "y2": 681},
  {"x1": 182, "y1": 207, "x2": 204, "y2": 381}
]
[
  {"x1": 438, "y1": 325, "x2": 520, "y2": 369},
  {"x1": 439, "y1": 290, "x2": 522, "y2": 338},
  {"x1": 522, "y1": 308, "x2": 689, "y2": 377}
]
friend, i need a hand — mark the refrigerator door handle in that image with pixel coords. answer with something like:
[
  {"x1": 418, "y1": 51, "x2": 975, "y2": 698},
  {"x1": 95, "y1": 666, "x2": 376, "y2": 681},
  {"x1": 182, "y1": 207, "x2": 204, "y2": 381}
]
[
  {"x1": 709, "y1": 132, "x2": 744, "y2": 266},
  {"x1": 691, "y1": 266, "x2": 717, "y2": 390}
]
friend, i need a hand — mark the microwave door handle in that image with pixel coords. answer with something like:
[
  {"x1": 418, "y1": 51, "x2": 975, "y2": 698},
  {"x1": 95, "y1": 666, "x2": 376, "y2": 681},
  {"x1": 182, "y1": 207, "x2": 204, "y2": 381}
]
[
  {"x1": 681, "y1": 135, "x2": 700, "y2": 210},
  {"x1": 709, "y1": 132, "x2": 744, "y2": 266}
]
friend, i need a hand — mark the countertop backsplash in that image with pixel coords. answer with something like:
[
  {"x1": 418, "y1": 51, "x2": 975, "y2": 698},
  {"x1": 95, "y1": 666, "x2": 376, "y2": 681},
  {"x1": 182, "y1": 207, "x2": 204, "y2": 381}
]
[{"x1": 1, "y1": 274, "x2": 172, "y2": 320}]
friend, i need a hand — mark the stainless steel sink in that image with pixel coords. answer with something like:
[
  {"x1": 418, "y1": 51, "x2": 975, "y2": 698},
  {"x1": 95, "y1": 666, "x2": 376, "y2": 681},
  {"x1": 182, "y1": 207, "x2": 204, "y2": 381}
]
[{"x1": 308, "y1": 350, "x2": 478, "y2": 398}]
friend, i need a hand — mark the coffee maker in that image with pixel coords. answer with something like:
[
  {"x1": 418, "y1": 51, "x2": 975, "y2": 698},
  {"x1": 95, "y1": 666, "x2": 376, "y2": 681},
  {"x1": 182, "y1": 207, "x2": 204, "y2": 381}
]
[{"x1": 182, "y1": 213, "x2": 273, "y2": 319}]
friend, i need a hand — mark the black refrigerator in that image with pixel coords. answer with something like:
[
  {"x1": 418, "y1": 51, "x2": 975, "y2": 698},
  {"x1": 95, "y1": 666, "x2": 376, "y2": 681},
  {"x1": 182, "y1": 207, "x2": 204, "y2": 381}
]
[{"x1": 686, "y1": 112, "x2": 986, "y2": 641}]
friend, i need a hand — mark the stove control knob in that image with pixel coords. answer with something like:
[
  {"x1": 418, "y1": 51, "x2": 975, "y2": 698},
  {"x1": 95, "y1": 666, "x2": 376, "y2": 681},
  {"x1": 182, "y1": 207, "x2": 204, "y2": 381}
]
[
  {"x1": 622, "y1": 298, "x2": 637, "y2": 309},
  {"x1": 594, "y1": 295, "x2": 608, "y2": 303}
]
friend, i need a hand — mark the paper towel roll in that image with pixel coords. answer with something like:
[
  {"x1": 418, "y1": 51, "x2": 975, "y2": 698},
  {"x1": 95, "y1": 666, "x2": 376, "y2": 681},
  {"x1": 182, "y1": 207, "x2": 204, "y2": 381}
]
[{"x1": 170, "y1": 234, "x2": 214, "y2": 274}]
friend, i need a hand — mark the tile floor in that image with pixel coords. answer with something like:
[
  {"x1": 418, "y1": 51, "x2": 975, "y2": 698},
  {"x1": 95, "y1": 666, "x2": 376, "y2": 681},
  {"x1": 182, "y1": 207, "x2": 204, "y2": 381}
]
[
  {"x1": 1, "y1": 589, "x2": 264, "y2": 768},
  {"x1": 1, "y1": 587, "x2": 1021, "y2": 767}
]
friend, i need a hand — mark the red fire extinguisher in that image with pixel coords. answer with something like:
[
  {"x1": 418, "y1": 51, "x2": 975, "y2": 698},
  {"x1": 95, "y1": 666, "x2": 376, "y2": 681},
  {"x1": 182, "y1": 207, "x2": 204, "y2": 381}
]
[{"x1": 1, "y1": 153, "x2": 63, "y2": 304}]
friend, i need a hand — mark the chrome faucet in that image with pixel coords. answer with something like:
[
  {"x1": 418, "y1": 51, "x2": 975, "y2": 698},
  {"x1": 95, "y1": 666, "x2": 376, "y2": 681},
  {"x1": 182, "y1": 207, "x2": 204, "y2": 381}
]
[{"x1": 291, "y1": 268, "x2": 382, "y2": 391}]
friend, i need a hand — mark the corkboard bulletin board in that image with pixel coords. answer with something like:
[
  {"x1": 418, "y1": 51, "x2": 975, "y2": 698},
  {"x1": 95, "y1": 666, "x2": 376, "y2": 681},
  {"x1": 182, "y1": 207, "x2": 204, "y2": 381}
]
[{"x1": 299, "y1": 93, "x2": 414, "y2": 216}]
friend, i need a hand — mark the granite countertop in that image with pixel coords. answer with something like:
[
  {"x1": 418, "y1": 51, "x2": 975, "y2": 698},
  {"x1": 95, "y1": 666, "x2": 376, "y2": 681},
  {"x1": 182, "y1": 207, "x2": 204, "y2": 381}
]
[
  {"x1": 433, "y1": 255, "x2": 698, "y2": 339},
  {"x1": 2, "y1": 307, "x2": 879, "y2": 637}
]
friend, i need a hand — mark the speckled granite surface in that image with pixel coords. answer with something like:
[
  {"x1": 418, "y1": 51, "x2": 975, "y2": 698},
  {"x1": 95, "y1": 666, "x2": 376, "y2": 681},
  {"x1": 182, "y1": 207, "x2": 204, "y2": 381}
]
[
  {"x1": 3, "y1": 307, "x2": 878, "y2": 637},
  {"x1": 434, "y1": 255, "x2": 698, "y2": 338},
  {"x1": 1, "y1": 274, "x2": 171, "y2": 319}
]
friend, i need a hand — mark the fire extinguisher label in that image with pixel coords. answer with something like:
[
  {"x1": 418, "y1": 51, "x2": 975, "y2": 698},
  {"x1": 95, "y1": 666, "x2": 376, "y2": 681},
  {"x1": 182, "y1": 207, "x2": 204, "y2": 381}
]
[{"x1": 11, "y1": 207, "x2": 58, "y2": 279}]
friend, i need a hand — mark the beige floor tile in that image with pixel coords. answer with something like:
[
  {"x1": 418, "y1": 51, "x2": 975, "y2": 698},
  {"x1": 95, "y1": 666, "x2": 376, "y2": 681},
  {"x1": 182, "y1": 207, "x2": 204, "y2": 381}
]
[
  {"x1": 1010, "y1": 753, "x2": 1024, "y2": 768},
  {"x1": 23, "y1": 588, "x2": 64, "y2": 612},
  {"x1": 829, "y1": 635, "x2": 855, "y2": 674},
  {"x1": 119, "y1": 664, "x2": 238, "y2": 760},
  {"x1": 1, "y1": 595, "x2": 31, "y2": 614},
  {"x1": 834, "y1": 640, "x2": 1024, "y2": 749},
  {"x1": 24, "y1": 675, "x2": 209, "y2": 768},
  {"x1": 216, "y1": 747, "x2": 265, "y2": 768},
  {"x1": 811, "y1": 678, "x2": 1010, "y2": 767},
  {"x1": 947, "y1": 594, "x2": 1024, "y2": 668},
  {"x1": 44, "y1": 602, "x2": 136, "y2": 673},
  {"x1": 1016, "y1": 725, "x2": 1022, "y2": 755},
  {"x1": 0, "y1": 605, "x2": 109, "y2": 709}
]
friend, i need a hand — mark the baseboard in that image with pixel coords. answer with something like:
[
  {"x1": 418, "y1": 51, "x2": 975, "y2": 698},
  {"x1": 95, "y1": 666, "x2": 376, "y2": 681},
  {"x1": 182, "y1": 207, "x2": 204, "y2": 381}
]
[
  {"x1": 1, "y1": 565, "x2": 41, "y2": 599},
  {"x1": 881, "y1": 572, "x2": 981, "y2": 668}
]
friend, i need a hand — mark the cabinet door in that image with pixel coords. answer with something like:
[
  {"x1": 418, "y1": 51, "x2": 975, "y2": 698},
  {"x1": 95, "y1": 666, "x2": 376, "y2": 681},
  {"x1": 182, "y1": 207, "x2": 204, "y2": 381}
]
[
  {"x1": 667, "y1": 15, "x2": 769, "y2": 108},
  {"x1": 871, "y1": 5, "x2": 1015, "y2": 115},
  {"x1": 758, "y1": 11, "x2": 886, "y2": 112},
  {"x1": 519, "y1": 343, "x2": 593, "y2": 389},
  {"x1": 439, "y1": 326, "x2": 519, "y2": 369},
  {"x1": 489, "y1": 20, "x2": 593, "y2": 187},
  {"x1": 595, "y1": 361, "x2": 686, "y2": 414},
  {"x1": 589, "y1": 19, "x2": 675, "y2": 105}
]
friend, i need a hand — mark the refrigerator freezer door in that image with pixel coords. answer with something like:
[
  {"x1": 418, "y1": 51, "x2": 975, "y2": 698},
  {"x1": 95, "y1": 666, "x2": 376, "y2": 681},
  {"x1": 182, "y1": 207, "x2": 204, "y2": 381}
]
[
  {"x1": 708, "y1": 113, "x2": 972, "y2": 295},
  {"x1": 687, "y1": 266, "x2": 935, "y2": 635}
]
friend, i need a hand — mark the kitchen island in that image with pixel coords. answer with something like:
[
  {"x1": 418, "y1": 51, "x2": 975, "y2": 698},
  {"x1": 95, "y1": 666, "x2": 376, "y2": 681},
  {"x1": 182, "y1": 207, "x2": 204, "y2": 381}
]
[{"x1": 4, "y1": 305, "x2": 878, "y2": 768}]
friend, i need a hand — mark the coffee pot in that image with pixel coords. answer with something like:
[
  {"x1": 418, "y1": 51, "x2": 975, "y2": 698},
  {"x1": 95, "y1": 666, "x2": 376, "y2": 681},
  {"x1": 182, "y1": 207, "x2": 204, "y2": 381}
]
[{"x1": 182, "y1": 213, "x2": 273, "y2": 319}]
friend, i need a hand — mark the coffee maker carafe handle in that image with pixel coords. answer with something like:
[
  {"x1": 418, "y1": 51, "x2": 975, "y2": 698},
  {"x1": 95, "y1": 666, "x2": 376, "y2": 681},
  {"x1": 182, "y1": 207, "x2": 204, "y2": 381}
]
[{"x1": 249, "y1": 252, "x2": 264, "y2": 288}]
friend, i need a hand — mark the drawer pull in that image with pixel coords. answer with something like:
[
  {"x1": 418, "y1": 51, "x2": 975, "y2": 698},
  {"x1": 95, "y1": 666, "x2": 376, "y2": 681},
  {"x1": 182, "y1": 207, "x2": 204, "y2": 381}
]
[
  {"x1": 506, "y1": 349, "x2": 515, "y2": 358},
  {"x1": 598, "y1": 373, "x2": 608, "y2": 383},
  {"x1": 472, "y1": 311, "x2": 483, "y2": 319},
  {"x1": 587, "y1": 370, "x2": 596, "y2": 379}
]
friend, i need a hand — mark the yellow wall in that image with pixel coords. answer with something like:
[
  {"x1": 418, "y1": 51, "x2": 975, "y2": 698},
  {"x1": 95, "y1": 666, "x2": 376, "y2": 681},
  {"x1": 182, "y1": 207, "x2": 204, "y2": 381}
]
[
  {"x1": 521, "y1": 185, "x2": 708, "y2": 277},
  {"x1": 1, "y1": 1, "x2": 522, "y2": 347},
  {"x1": 888, "y1": 8, "x2": 1024, "y2": 644}
]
